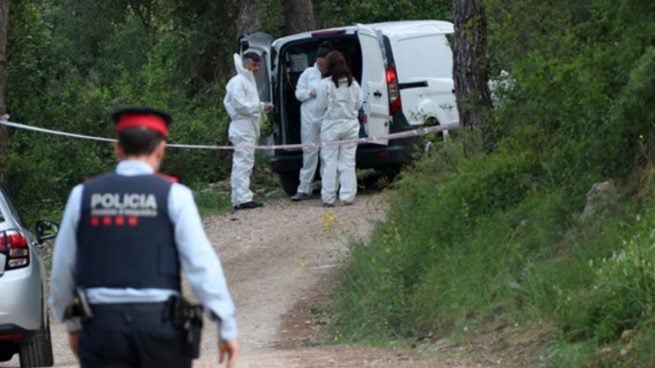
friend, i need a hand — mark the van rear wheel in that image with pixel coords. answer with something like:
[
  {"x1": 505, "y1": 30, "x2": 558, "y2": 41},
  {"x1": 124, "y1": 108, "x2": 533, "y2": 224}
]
[
  {"x1": 361, "y1": 165, "x2": 401, "y2": 190},
  {"x1": 279, "y1": 171, "x2": 300, "y2": 196}
]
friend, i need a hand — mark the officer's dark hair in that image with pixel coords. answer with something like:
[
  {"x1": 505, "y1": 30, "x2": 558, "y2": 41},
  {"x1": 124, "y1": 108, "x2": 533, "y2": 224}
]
[
  {"x1": 112, "y1": 107, "x2": 171, "y2": 156},
  {"x1": 118, "y1": 128, "x2": 166, "y2": 156},
  {"x1": 316, "y1": 41, "x2": 334, "y2": 59},
  {"x1": 243, "y1": 52, "x2": 261, "y2": 63}
]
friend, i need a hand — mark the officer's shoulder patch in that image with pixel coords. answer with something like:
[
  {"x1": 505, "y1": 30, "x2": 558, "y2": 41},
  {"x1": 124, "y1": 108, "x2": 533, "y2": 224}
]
[{"x1": 156, "y1": 173, "x2": 179, "y2": 184}]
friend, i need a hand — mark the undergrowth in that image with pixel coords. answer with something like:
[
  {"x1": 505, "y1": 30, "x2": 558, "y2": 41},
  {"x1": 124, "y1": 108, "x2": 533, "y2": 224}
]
[{"x1": 331, "y1": 2, "x2": 655, "y2": 366}]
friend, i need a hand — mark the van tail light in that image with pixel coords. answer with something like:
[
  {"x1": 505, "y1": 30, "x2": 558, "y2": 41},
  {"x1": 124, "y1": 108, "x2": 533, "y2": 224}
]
[
  {"x1": 0, "y1": 230, "x2": 30, "y2": 269},
  {"x1": 386, "y1": 66, "x2": 401, "y2": 115}
]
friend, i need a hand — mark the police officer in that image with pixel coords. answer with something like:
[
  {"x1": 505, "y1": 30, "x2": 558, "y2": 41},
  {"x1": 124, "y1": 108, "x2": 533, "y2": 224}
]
[{"x1": 49, "y1": 107, "x2": 239, "y2": 368}]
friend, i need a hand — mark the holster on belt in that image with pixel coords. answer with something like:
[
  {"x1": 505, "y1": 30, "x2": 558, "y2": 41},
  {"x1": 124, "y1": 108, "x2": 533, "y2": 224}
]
[{"x1": 162, "y1": 296, "x2": 204, "y2": 359}]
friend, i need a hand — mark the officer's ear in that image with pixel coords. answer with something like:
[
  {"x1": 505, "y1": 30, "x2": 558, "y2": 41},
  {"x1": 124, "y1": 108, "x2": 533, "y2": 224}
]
[
  {"x1": 155, "y1": 140, "x2": 166, "y2": 160},
  {"x1": 114, "y1": 142, "x2": 125, "y2": 160}
]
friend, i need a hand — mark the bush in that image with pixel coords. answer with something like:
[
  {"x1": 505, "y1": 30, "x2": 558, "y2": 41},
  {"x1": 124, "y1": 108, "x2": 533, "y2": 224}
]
[
  {"x1": 332, "y1": 138, "x2": 550, "y2": 339},
  {"x1": 333, "y1": 2, "x2": 655, "y2": 366},
  {"x1": 558, "y1": 210, "x2": 655, "y2": 344},
  {"x1": 4, "y1": 1, "x2": 235, "y2": 223}
]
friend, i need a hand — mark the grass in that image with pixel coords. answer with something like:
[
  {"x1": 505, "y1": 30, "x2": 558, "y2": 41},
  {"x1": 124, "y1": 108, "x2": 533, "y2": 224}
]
[
  {"x1": 191, "y1": 154, "x2": 286, "y2": 215},
  {"x1": 330, "y1": 137, "x2": 655, "y2": 367},
  {"x1": 192, "y1": 186, "x2": 233, "y2": 216}
]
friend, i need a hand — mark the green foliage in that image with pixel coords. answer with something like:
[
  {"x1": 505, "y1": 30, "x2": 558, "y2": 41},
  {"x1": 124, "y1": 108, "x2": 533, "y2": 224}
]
[
  {"x1": 192, "y1": 186, "x2": 232, "y2": 217},
  {"x1": 259, "y1": 0, "x2": 286, "y2": 37},
  {"x1": 4, "y1": 0, "x2": 239, "y2": 223},
  {"x1": 332, "y1": 140, "x2": 548, "y2": 339},
  {"x1": 558, "y1": 211, "x2": 655, "y2": 344},
  {"x1": 316, "y1": 0, "x2": 451, "y2": 27},
  {"x1": 487, "y1": 0, "x2": 655, "y2": 195},
  {"x1": 6, "y1": 1, "x2": 655, "y2": 365},
  {"x1": 334, "y1": 0, "x2": 655, "y2": 366}
]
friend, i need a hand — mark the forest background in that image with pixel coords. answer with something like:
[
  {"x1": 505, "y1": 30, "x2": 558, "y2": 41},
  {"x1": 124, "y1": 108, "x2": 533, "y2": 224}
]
[{"x1": 2, "y1": 1, "x2": 655, "y2": 367}]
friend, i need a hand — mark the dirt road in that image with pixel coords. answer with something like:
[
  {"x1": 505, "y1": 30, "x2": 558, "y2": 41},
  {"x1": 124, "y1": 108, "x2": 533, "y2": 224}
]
[{"x1": 3, "y1": 192, "x2": 488, "y2": 367}]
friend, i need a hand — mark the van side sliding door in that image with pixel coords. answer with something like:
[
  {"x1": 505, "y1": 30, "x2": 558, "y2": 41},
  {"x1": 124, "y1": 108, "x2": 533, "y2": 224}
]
[{"x1": 356, "y1": 25, "x2": 389, "y2": 145}]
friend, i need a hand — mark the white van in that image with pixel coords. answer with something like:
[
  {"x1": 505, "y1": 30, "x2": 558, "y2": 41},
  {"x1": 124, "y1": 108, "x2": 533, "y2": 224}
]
[{"x1": 239, "y1": 20, "x2": 459, "y2": 194}]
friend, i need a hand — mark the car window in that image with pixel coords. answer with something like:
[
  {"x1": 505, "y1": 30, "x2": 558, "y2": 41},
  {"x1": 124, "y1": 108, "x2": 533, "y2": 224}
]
[
  {"x1": 0, "y1": 189, "x2": 6, "y2": 223},
  {"x1": 0, "y1": 185, "x2": 24, "y2": 227}
]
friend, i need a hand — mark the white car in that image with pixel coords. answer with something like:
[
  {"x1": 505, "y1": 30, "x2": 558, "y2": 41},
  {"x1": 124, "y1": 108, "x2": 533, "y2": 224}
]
[{"x1": 0, "y1": 184, "x2": 56, "y2": 367}]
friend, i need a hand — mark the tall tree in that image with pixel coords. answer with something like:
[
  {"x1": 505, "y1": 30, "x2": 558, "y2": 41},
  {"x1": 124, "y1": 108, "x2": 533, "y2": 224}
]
[
  {"x1": 452, "y1": 0, "x2": 492, "y2": 129},
  {"x1": 0, "y1": 0, "x2": 9, "y2": 180},
  {"x1": 236, "y1": 0, "x2": 261, "y2": 36},
  {"x1": 283, "y1": 0, "x2": 316, "y2": 35}
]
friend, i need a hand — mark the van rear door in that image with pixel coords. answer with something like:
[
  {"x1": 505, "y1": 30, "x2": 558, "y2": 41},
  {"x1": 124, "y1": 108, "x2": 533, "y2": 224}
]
[
  {"x1": 239, "y1": 32, "x2": 274, "y2": 104},
  {"x1": 357, "y1": 25, "x2": 389, "y2": 145}
]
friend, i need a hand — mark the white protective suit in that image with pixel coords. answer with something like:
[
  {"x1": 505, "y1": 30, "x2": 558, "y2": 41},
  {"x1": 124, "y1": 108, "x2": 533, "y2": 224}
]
[
  {"x1": 224, "y1": 54, "x2": 265, "y2": 206},
  {"x1": 315, "y1": 77, "x2": 363, "y2": 204},
  {"x1": 294, "y1": 64, "x2": 324, "y2": 194}
]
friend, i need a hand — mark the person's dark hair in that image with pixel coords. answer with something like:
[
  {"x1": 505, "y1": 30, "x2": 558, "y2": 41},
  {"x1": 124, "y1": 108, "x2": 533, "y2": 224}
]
[
  {"x1": 326, "y1": 51, "x2": 353, "y2": 87},
  {"x1": 243, "y1": 52, "x2": 261, "y2": 63},
  {"x1": 118, "y1": 128, "x2": 165, "y2": 156},
  {"x1": 315, "y1": 41, "x2": 334, "y2": 59}
]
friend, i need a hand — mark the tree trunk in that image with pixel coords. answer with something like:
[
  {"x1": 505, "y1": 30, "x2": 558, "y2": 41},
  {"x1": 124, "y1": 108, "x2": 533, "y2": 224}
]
[
  {"x1": 235, "y1": 0, "x2": 261, "y2": 36},
  {"x1": 0, "y1": 0, "x2": 9, "y2": 180},
  {"x1": 452, "y1": 0, "x2": 492, "y2": 129},
  {"x1": 283, "y1": 0, "x2": 316, "y2": 35}
]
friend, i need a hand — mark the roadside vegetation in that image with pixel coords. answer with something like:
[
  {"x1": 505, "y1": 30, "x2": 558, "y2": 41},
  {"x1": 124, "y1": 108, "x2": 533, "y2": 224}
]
[{"x1": 332, "y1": 1, "x2": 655, "y2": 367}]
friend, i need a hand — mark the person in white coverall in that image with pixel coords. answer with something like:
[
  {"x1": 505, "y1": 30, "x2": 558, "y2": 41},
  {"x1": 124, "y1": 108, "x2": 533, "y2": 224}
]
[
  {"x1": 290, "y1": 42, "x2": 334, "y2": 201},
  {"x1": 224, "y1": 52, "x2": 274, "y2": 210},
  {"x1": 315, "y1": 51, "x2": 363, "y2": 206}
]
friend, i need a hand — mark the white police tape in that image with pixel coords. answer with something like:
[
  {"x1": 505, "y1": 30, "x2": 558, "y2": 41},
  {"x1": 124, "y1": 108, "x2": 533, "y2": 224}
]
[{"x1": 0, "y1": 118, "x2": 459, "y2": 151}]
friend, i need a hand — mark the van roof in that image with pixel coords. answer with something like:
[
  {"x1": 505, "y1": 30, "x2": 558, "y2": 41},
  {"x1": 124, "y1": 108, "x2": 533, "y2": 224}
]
[
  {"x1": 368, "y1": 20, "x2": 454, "y2": 36},
  {"x1": 271, "y1": 20, "x2": 453, "y2": 49}
]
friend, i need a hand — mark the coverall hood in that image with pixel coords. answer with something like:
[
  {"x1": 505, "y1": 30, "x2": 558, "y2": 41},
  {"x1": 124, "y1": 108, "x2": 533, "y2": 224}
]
[{"x1": 233, "y1": 53, "x2": 257, "y2": 85}]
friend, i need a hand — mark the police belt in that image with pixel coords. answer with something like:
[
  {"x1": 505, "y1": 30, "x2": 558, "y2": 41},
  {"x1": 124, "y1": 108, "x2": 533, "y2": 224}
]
[
  {"x1": 74, "y1": 296, "x2": 204, "y2": 359},
  {"x1": 89, "y1": 302, "x2": 168, "y2": 313}
]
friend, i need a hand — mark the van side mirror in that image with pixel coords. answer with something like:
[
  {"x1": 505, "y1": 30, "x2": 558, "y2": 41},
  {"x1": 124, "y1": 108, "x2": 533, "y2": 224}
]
[{"x1": 35, "y1": 220, "x2": 59, "y2": 243}]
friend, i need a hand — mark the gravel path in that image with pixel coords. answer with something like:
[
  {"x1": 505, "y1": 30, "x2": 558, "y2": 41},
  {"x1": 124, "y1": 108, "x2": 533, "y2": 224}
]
[{"x1": 2, "y1": 192, "x2": 485, "y2": 367}]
